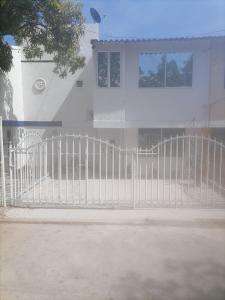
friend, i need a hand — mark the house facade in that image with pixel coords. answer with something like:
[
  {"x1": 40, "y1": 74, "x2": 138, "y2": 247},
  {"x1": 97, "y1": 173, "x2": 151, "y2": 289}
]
[
  {"x1": 2, "y1": 24, "x2": 225, "y2": 149},
  {"x1": 92, "y1": 36, "x2": 225, "y2": 148}
]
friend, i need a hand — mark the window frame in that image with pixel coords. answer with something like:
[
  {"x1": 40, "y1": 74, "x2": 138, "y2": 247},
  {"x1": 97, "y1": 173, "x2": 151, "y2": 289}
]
[
  {"x1": 138, "y1": 51, "x2": 193, "y2": 89},
  {"x1": 97, "y1": 51, "x2": 121, "y2": 88}
]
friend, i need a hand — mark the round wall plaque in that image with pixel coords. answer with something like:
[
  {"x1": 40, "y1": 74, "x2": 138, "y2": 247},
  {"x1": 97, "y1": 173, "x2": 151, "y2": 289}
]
[{"x1": 34, "y1": 78, "x2": 46, "y2": 91}]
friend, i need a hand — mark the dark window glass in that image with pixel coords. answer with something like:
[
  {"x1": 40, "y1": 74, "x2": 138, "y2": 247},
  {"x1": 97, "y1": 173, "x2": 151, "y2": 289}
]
[
  {"x1": 138, "y1": 128, "x2": 162, "y2": 148},
  {"x1": 139, "y1": 52, "x2": 193, "y2": 88},
  {"x1": 163, "y1": 128, "x2": 185, "y2": 139},
  {"x1": 110, "y1": 52, "x2": 120, "y2": 87},
  {"x1": 138, "y1": 128, "x2": 185, "y2": 156},
  {"x1": 139, "y1": 53, "x2": 165, "y2": 87},
  {"x1": 211, "y1": 128, "x2": 225, "y2": 144},
  {"x1": 98, "y1": 52, "x2": 108, "y2": 87},
  {"x1": 166, "y1": 53, "x2": 193, "y2": 87}
]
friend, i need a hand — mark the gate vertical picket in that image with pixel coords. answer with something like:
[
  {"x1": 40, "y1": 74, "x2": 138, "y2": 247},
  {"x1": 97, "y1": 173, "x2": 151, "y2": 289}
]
[
  {"x1": 163, "y1": 142, "x2": 166, "y2": 202},
  {"x1": 181, "y1": 135, "x2": 185, "y2": 205},
  {"x1": 131, "y1": 150, "x2": 134, "y2": 208},
  {"x1": 118, "y1": 146, "x2": 121, "y2": 203},
  {"x1": 58, "y1": 137, "x2": 62, "y2": 201},
  {"x1": 136, "y1": 147, "x2": 138, "y2": 206},
  {"x1": 133, "y1": 157, "x2": 136, "y2": 208},
  {"x1": 105, "y1": 142, "x2": 108, "y2": 202},
  {"x1": 151, "y1": 150, "x2": 153, "y2": 204},
  {"x1": 78, "y1": 136, "x2": 81, "y2": 203},
  {"x1": 0, "y1": 117, "x2": 6, "y2": 207},
  {"x1": 66, "y1": 136, "x2": 69, "y2": 203},
  {"x1": 72, "y1": 137, "x2": 75, "y2": 203},
  {"x1": 9, "y1": 143, "x2": 13, "y2": 203},
  {"x1": 200, "y1": 136, "x2": 203, "y2": 202},
  {"x1": 125, "y1": 148, "x2": 127, "y2": 203},
  {"x1": 219, "y1": 143, "x2": 223, "y2": 196},
  {"x1": 188, "y1": 135, "x2": 191, "y2": 195},
  {"x1": 85, "y1": 135, "x2": 88, "y2": 205},
  {"x1": 175, "y1": 135, "x2": 178, "y2": 206},
  {"x1": 169, "y1": 138, "x2": 172, "y2": 205},
  {"x1": 194, "y1": 135, "x2": 197, "y2": 192},
  {"x1": 145, "y1": 151, "x2": 147, "y2": 204},
  {"x1": 32, "y1": 146, "x2": 35, "y2": 202},
  {"x1": 206, "y1": 139, "x2": 210, "y2": 202},
  {"x1": 212, "y1": 139, "x2": 216, "y2": 195},
  {"x1": 112, "y1": 143, "x2": 115, "y2": 204},
  {"x1": 99, "y1": 141, "x2": 101, "y2": 203},
  {"x1": 52, "y1": 138, "x2": 54, "y2": 202}
]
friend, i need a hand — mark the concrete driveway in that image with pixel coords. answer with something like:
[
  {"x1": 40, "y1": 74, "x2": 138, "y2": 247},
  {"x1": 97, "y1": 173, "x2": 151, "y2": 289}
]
[{"x1": 0, "y1": 209, "x2": 225, "y2": 300}]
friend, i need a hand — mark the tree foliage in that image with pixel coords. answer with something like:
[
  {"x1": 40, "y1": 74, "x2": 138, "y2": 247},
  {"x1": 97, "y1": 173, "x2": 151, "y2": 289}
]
[{"x1": 0, "y1": 0, "x2": 85, "y2": 77}]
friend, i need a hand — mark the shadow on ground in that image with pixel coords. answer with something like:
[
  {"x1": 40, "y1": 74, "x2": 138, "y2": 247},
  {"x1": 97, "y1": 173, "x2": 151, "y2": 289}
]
[{"x1": 112, "y1": 260, "x2": 225, "y2": 300}]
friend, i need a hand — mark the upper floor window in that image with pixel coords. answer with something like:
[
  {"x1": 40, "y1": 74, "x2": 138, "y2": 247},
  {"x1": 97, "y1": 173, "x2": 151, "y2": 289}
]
[
  {"x1": 97, "y1": 52, "x2": 120, "y2": 87},
  {"x1": 139, "y1": 52, "x2": 193, "y2": 88}
]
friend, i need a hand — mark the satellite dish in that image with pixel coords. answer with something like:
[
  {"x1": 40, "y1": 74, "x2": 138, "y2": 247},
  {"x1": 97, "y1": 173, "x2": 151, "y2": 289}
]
[{"x1": 90, "y1": 8, "x2": 101, "y2": 23}]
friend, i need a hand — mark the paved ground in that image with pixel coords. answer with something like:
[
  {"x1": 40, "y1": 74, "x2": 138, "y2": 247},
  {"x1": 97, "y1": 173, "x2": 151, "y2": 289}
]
[
  {"x1": 16, "y1": 178, "x2": 225, "y2": 208},
  {"x1": 0, "y1": 209, "x2": 225, "y2": 300}
]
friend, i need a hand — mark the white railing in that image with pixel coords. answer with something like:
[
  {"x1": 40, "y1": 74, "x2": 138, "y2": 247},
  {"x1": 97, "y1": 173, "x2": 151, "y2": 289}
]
[
  {"x1": 7, "y1": 134, "x2": 225, "y2": 208},
  {"x1": 0, "y1": 117, "x2": 6, "y2": 207}
]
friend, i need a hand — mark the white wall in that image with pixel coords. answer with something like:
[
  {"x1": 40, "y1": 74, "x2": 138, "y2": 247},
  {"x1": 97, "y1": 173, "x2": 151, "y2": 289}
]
[
  {"x1": 7, "y1": 47, "x2": 24, "y2": 120},
  {"x1": 208, "y1": 39, "x2": 225, "y2": 127},
  {"x1": 21, "y1": 24, "x2": 99, "y2": 135},
  {"x1": 93, "y1": 38, "x2": 225, "y2": 128}
]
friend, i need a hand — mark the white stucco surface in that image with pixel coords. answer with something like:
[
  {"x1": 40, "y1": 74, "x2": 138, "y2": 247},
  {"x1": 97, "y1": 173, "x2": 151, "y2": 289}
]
[
  {"x1": 21, "y1": 24, "x2": 98, "y2": 129},
  {"x1": 7, "y1": 47, "x2": 24, "y2": 120},
  {"x1": 93, "y1": 38, "x2": 225, "y2": 128}
]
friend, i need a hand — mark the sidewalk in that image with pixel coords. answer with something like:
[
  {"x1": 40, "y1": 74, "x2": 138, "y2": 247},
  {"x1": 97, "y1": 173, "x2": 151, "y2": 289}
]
[
  {"x1": 1, "y1": 207, "x2": 225, "y2": 300},
  {"x1": 1, "y1": 207, "x2": 225, "y2": 225}
]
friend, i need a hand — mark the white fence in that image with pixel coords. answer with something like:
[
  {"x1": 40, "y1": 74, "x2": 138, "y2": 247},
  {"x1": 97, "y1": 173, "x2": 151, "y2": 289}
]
[
  {"x1": 6, "y1": 134, "x2": 225, "y2": 208},
  {"x1": 0, "y1": 117, "x2": 6, "y2": 207}
]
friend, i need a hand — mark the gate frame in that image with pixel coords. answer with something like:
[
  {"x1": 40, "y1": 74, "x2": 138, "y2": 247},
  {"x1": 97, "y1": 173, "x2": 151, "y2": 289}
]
[
  {"x1": 7, "y1": 133, "x2": 225, "y2": 208},
  {"x1": 0, "y1": 116, "x2": 6, "y2": 207}
]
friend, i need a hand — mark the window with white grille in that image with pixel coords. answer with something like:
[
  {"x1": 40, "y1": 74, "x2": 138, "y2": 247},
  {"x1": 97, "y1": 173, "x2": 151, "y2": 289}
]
[{"x1": 97, "y1": 52, "x2": 120, "y2": 87}]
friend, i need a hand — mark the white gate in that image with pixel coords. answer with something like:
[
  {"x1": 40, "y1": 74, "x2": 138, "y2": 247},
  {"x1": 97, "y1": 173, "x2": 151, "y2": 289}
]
[
  {"x1": 8, "y1": 134, "x2": 225, "y2": 208},
  {"x1": 0, "y1": 117, "x2": 6, "y2": 206}
]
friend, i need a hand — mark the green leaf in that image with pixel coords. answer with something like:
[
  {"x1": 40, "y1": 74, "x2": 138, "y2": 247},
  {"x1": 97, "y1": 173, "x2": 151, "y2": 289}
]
[{"x1": 0, "y1": 0, "x2": 85, "y2": 77}]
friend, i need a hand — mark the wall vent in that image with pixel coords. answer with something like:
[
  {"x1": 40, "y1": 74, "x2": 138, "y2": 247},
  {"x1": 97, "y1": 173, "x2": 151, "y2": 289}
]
[{"x1": 76, "y1": 80, "x2": 83, "y2": 87}]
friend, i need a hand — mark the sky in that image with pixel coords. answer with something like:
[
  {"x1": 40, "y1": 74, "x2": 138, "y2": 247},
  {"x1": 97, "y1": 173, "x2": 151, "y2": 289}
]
[
  {"x1": 4, "y1": 0, "x2": 225, "y2": 45},
  {"x1": 83, "y1": 0, "x2": 225, "y2": 39}
]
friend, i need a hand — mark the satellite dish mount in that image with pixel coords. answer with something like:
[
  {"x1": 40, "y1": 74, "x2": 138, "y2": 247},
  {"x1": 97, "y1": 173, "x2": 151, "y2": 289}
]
[{"x1": 90, "y1": 8, "x2": 101, "y2": 23}]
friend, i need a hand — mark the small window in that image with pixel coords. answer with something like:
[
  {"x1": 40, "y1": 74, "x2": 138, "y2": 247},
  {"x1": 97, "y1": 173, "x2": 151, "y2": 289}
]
[
  {"x1": 110, "y1": 52, "x2": 120, "y2": 87},
  {"x1": 97, "y1": 52, "x2": 120, "y2": 87},
  {"x1": 98, "y1": 52, "x2": 108, "y2": 87},
  {"x1": 139, "y1": 52, "x2": 193, "y2": 88}
]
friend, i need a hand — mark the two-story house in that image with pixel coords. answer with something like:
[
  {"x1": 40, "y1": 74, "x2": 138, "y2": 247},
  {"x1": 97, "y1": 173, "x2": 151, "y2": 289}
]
[
  {"x1": 91, "y1": 36, "x2": 225, "y2": 149},
  {"x1": 2, "y1": 24, "x2": 225, "y2": 149}
]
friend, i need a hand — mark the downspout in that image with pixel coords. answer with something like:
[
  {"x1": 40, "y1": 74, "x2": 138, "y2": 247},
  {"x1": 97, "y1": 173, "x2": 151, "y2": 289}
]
[
  {"x1": 207, "y1": 39, "x2": 213, "y2": 131},
  {"x1": 122, "y1": 41, "x2": 126, "y2": 147}
]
